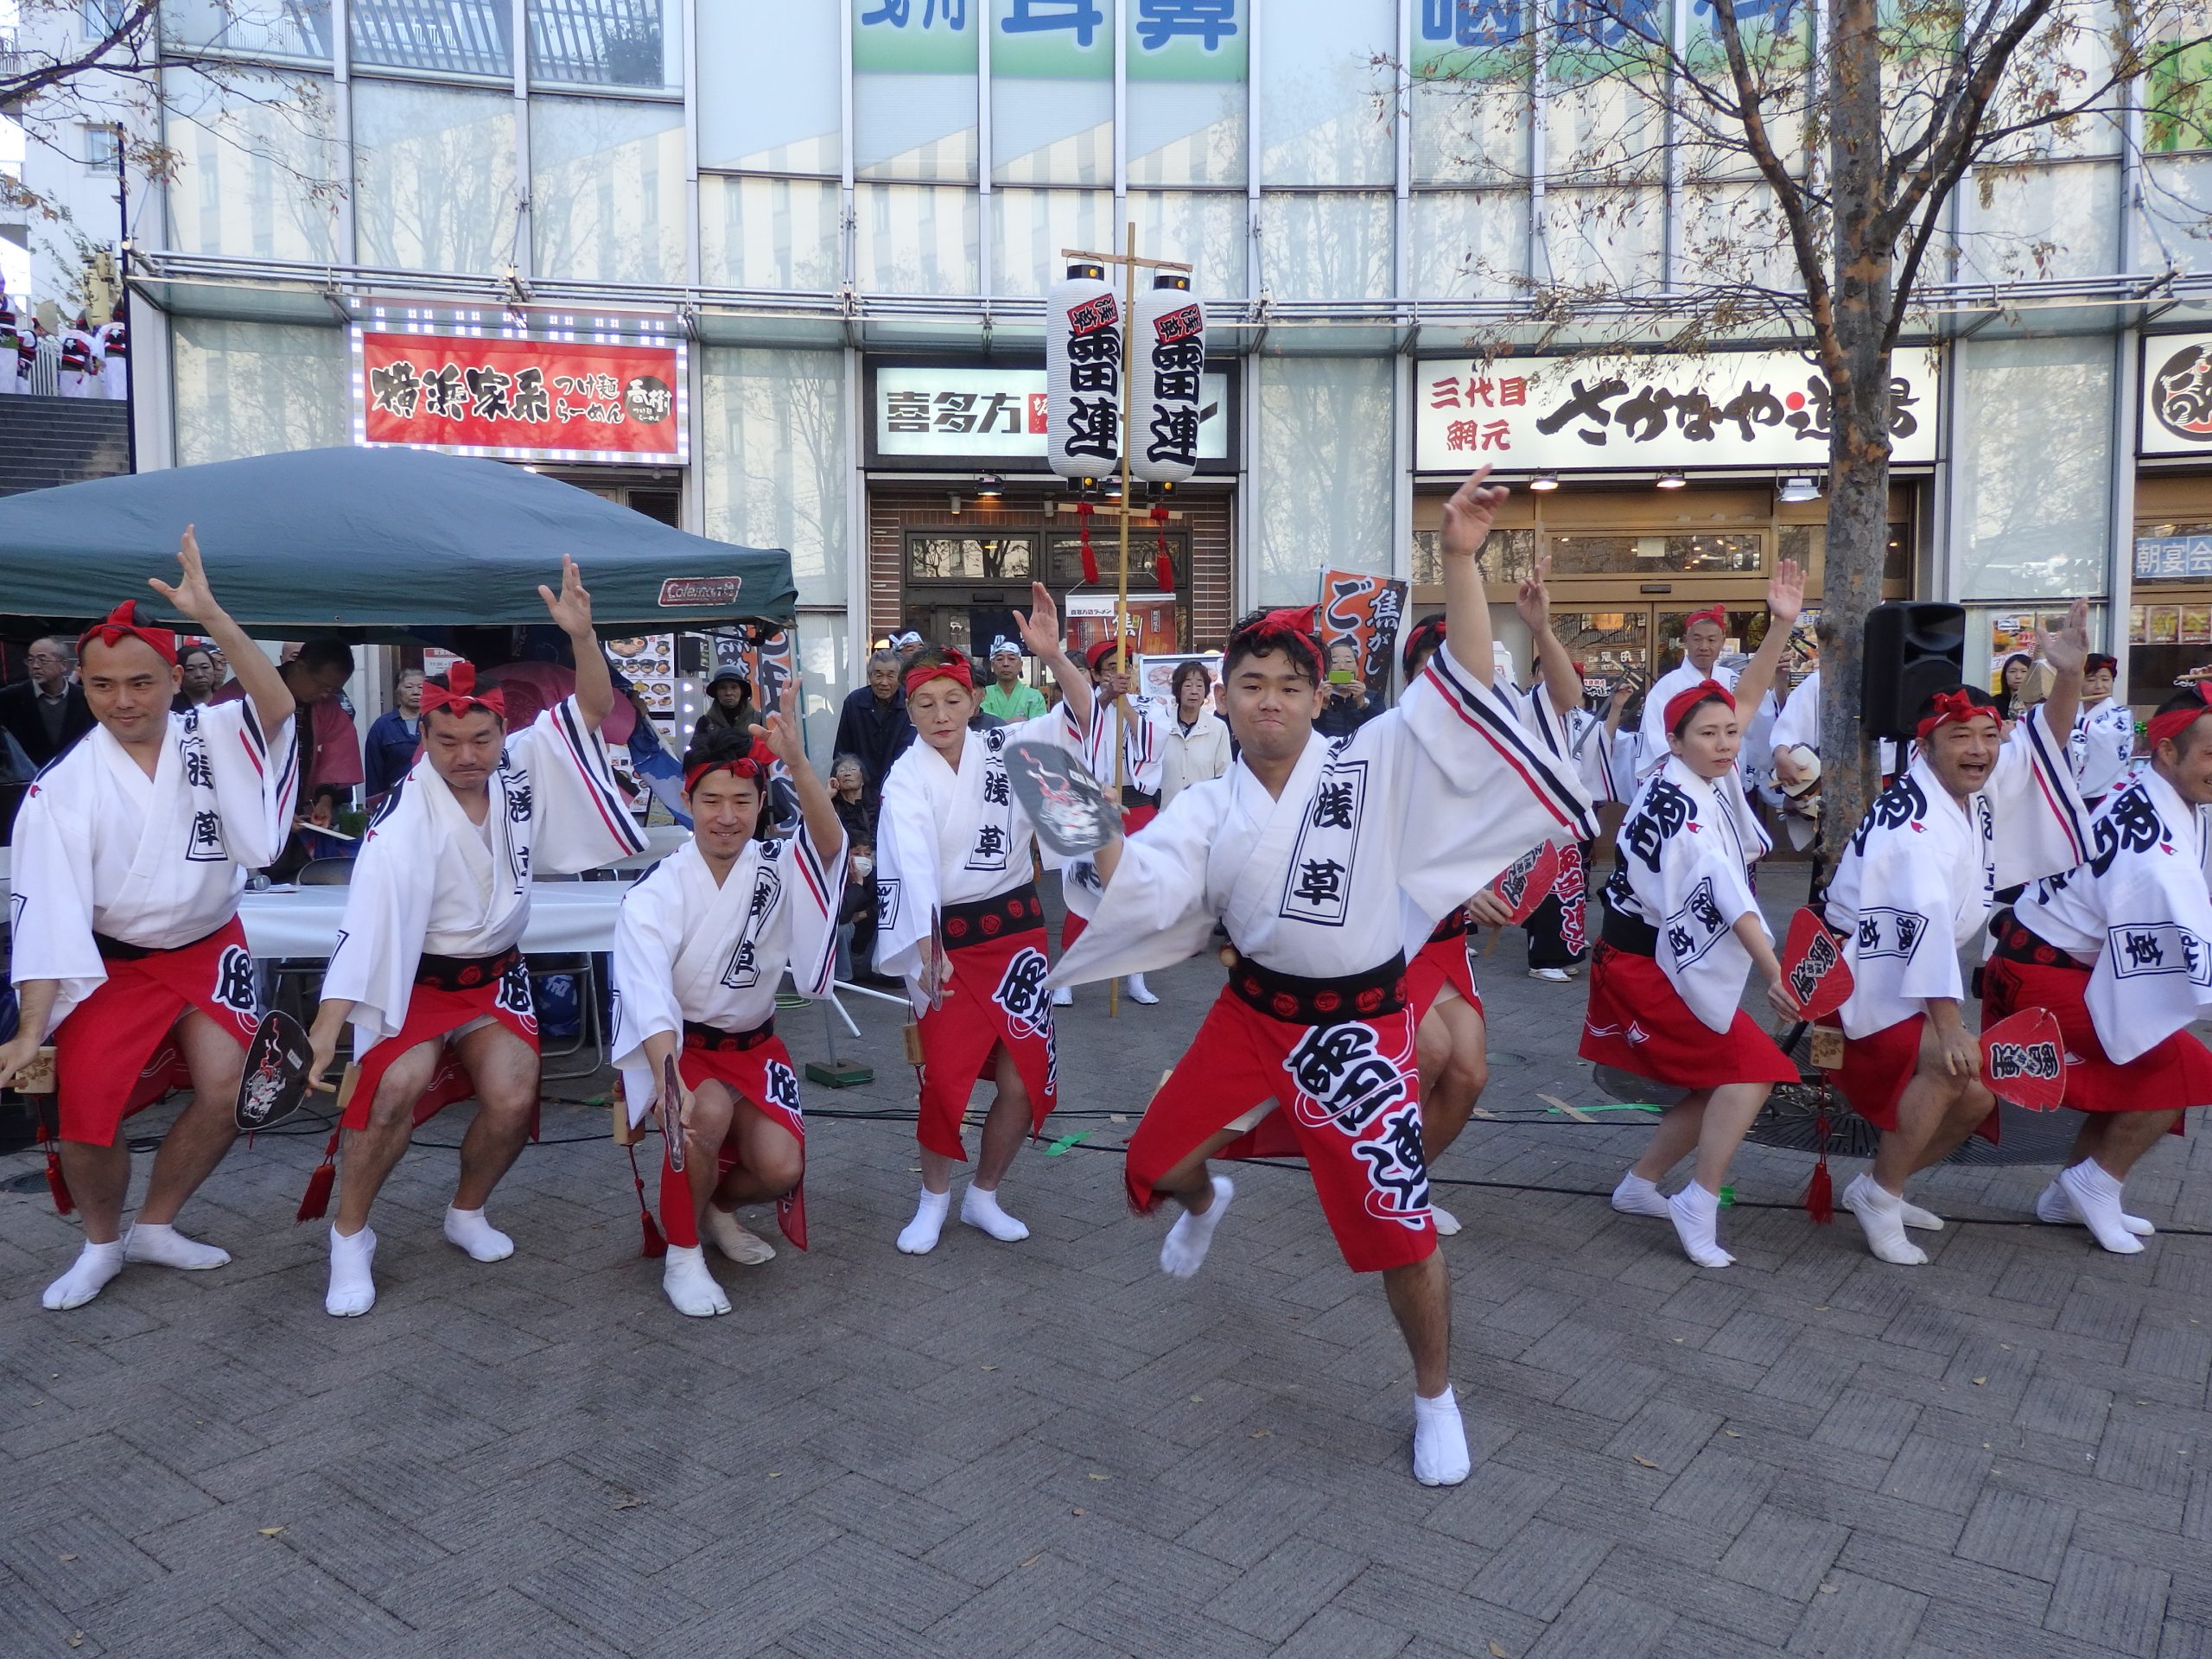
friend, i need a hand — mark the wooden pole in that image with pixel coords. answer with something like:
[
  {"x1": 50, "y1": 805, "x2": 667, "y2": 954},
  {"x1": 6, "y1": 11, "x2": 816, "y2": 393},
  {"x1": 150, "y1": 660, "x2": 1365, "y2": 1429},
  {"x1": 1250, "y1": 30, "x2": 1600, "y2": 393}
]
[{"x1": 1108, "y1": 220, "x2": 1140, "y2": 1020}]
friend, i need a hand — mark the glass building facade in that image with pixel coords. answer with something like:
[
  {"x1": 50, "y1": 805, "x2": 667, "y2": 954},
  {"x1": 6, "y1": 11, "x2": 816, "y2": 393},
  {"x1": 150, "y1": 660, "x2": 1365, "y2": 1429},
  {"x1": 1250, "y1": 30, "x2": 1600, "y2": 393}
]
[{"x1": 110, "y1": 0, "x2": 2212, "y2": 728}]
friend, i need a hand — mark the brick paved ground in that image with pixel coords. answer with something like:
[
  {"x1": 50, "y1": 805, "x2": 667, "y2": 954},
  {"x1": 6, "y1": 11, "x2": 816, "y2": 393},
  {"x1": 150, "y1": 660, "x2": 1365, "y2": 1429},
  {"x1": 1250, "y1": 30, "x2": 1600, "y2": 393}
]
[{"x1": 3, "y1": 876, "x2": 2210, "y2": 1656}]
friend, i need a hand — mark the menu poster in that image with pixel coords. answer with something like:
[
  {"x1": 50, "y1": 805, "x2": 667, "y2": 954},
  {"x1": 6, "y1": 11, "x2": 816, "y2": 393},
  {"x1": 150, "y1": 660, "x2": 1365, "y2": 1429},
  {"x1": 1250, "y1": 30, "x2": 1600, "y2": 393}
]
[
  {"x1": 2185, "y1": 607, "x2": 2212, "y2": 645},
  {"x1": 2152, "y1": 607, "x2": 2182, "y2": 645},
  {"x1": 606, "y1": 632, "x2": 675, "y2": 716},
  {"x1": 1134, "y1": 652, "x2": 1222, "y2": 706},
  {"x1": 2131, "y1": 606, "x2": 2150, "y2": 645}
]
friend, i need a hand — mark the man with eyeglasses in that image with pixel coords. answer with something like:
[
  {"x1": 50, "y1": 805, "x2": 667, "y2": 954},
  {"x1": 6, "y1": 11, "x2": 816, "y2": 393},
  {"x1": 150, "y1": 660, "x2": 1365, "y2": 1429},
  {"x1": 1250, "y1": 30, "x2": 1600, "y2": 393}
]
[{"x1": 0, "y1": 637, "x2": 93, "y2": 768}]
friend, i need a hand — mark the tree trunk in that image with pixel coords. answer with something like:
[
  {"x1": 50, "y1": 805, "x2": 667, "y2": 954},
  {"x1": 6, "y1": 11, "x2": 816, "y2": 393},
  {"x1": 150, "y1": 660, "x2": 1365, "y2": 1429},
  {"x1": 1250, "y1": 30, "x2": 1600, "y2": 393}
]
[{"x1": 1819, "y1": 0, "x2": 1893, "y2": 855}]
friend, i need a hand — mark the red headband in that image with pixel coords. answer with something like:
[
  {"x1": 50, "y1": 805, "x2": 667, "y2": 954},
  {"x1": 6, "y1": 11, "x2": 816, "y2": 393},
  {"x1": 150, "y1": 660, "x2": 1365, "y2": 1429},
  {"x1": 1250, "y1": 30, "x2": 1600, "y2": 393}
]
[
  {"x1": 904, "y1": 649, "x2": 974, "y2": 697},
  {"x1": 1663, "y1": 678, "x2": 1735, "y2": 735},
  {"x1": 420, "y1": 660, "x2": 506, "y2": 721},
  {"x1": 1086, "y1": 638, "x2": 1134, "y2": 673},
  {"x1": 1235, "y1": 605, "x2": 1322, "y2": 672},
  {"x1": 1915, "y1": 689, "x2": 1996, "y2": 744},
  {"x1": 683, "y1": 754, "x2": 765, "y2": 795},
  {"x1": 2148, "y1": 683, "x2": 2212, "y2": 753},
  {"x1": 79, "y1": 601, "x2": 176, "y2": 667},
  {"x1": 1683, "y1": 605, "x2": 1727, "y2": 632}
]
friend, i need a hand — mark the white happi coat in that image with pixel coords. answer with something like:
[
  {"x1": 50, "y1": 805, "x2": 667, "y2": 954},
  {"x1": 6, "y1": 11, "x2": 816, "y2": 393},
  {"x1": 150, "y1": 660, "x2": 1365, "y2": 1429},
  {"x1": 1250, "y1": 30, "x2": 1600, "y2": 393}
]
[
  {"x1": 1821, "y1": 714, "x2": 2088, "y2": 1040},
  {"x1": 1054, "y1": 641, "x2": 1597, "y2": 989},
  {"x1": 1768, "y1": 667, "x2": 1902, "y2": 776},
  {"x1": 874, "y1": 703, "x2": 1086, "y2": 1015},
  {"x1": 1636, "y1": 658, "x2": 1739, "y2": 776},
  {"x1": 9, "y1": 702, "x2": 297, "y2": 1033},
  {"x1": 1602, "y1": 757, "x2": 1772, "y2": 1032},
  {"x1": 1057, "y1": 693, "x2": 1172, "y2": 925},
  {"x1": 610, "y1": 832, "x2": 845, "y2": 1126},
  {"x1": 322, "y1": 696, "x2": 645, "y2": 1048},
  {"x1": 2069, "y1": 697, "x2": 2137, "y2": 800},
  {"x1": 2016, "y1": 772, "x2": 2212, "y2": 1064}
]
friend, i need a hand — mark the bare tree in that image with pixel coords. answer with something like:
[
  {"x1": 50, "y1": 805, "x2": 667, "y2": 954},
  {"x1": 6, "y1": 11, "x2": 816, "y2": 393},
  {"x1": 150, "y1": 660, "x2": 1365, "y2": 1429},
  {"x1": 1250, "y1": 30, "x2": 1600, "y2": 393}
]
[{"x1": 1412, "y1": 0, "x2": 2212, "y2": 836}]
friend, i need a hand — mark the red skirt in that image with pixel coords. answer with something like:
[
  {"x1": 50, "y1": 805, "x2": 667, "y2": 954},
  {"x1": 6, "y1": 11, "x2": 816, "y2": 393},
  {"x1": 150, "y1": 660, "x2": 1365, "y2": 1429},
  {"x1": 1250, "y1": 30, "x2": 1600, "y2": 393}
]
[
  {"x1": 916, "y1": 897, "x2": 1057, "y2": 1161},
  {"x1": 53, "y1": 918, "x2": 258, "y2": 1145},
  {"x1": 679, "y1": 1029, "x2": 809, "y2": 1249},
  {"x1": 1408, "y1": 920, "x2": 1482, "y2": 1023},
  {"x1": 1814, "y1": 1013, "x2": 2000, "y2": 1145},
  {"x1": 1127, "y1": 984, "x2": 1435, "y2": 1274},
  {"x1": 1983, "y1": 952, "x2": 2206, "y2": 1128},
  {"x1": 342, "y1": 963, "x2": 539, "y2": 1131},
  {"x1": 1578, "y1": 942, "x2": 1797, "y2": 1090}
]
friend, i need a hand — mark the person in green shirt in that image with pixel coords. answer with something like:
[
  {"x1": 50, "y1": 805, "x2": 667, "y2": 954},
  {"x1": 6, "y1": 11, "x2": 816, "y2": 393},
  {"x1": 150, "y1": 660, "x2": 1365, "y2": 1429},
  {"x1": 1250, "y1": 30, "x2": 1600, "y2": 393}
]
[{"x1": 979, "y1": 636, "x2": 1047, "y2": 722}]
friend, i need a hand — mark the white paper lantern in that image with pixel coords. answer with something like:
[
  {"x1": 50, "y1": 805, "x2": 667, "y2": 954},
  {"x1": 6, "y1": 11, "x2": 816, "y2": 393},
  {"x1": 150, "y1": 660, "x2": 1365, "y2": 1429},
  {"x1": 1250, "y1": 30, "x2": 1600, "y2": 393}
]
[
  {"x1": 1046, "y1": 263, "x2": 1121, "y2": 480},
  {"x1": 1131, "y1": 275, "x2": 1205, "y2": 486}
]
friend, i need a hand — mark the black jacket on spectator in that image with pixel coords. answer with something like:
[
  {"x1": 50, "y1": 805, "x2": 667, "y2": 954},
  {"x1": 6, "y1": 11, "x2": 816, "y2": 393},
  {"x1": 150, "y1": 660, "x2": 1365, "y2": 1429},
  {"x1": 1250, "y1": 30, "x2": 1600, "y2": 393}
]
[
  {"x1": 833, "y1": 684, "x2": 913, "y2": 800},
  {"x1": 0, "y1": 679, "x2": 92, "y2": 770}
]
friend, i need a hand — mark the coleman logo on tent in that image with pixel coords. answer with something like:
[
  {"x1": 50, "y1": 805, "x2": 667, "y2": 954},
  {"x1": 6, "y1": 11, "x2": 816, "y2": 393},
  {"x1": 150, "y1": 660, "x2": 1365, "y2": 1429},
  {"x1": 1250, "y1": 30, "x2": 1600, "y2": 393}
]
[{"x1": 658, "y1": 577, "x2": 745, "y2": 607}]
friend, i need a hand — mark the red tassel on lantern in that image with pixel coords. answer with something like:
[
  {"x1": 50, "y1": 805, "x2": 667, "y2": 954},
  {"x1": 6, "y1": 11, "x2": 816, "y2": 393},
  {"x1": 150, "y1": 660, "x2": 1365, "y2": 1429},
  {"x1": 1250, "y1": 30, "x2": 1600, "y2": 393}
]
[
  {"x1": 1802, "y1": 1099, "x2": 1834, "y2": 1224},
  {"x1": 1076, "y1": 500, "x2": 1099, "y2": 585},
  {"x1": 1151, "y1": 505, "x2": 1174, "y2": 594},
  {"x1": 296, "y1": 1124, "x2": 340, "y2": 1224},
  {"x1": 626, "y1": 1142, "x2": 667, "y2": 1258}
]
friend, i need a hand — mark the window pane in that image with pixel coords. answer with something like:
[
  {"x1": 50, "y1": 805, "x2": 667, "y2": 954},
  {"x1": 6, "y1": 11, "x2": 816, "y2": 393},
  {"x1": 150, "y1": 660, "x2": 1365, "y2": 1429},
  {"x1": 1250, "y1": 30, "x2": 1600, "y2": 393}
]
[
  {"x1": 1258, "y1": 0, "x2": 1395, "y2": 186},
  {"x1": 528, "y1": 0, "x2": 675, "y2": 89},
  {"x1": 701, "y1": 175, "x2": 844, "y2": 289},
  {"x1": 1410, "y1": 189, "x2": 1526, "y2": 296},
  {"x1": 1414, "y1": 527, "x2": 1532, "y2": 586},
  {"x1": 2139, "y1": 156, "x2": 2212, "y2": 272},
  {"x1": 529, "y1": 97, "x2": 685, "y2": 283},
  {"x1": 1780, "y1": 522, "x2": 1911, "y2": 588},
  {"x1": 1544, "y1": 70, "x2": 1665, "y2": 182},
  {"x1": 1411, "y1": 76, "x2": 1528, "y2": 187},
  {"x1": 1543, "y1": 531, "x2": 1763, "y2": 576},
  {"x1": 856, "y1": 182, "x2": 980, "y2": 293},
  {"x1": 991, "y1": 189, "x2": 1115, "y2": 296},
  {"x1": 1126, "y1": 0, "x2": 1247, "y2": 184},
  {"x1": 348, "y1": 0, "x2": 510, "y2": 77},
  {"x1": 2148, "y1": 35, "x2": 2212, "y2": 154},
  {"x1": 1128, "y1": 188, "x2": 1247, "y2": 299},
  {"x1": 1540, "y1": 187, "x2": 1662, "y2": 290},
  {"x1": 1259, "y1": 191, "x2": 1392, "y2": 302},
  {"x1": 1049, "y1": 534, "x2": 1182, "y2": 588},
  {"x1": 1679, "y1": 181, "x2": 1798, "y2": 292},
  {"x1": 352, "y1": 80, "x2": 517, "y2": 275},
  {"x1": 171, "y1": 317, "x2": 349, "y2": 463},
  {"x1": 161, "y1": 66, "x2": 341, "y2": 261},
  {"x1": 697, "y1": 0, "x2": 842, "y2": 173},
  {"x1": 906, "y1": 535, "x2": 1035, "y2": 580},
  {"x1": 1959, "y1": 162, "x2": 2121, "y2": 284},
  {"x1": 1956, "y1": 334, "x2": 2112, "y2": 601},
  {"x1": 991, "y1": 0, "x2": 1113, "y2": 185},
  {"x1": 853, "y1": 0, "x2": 979, "y2": 182},
  {"x1": 163, "y1": 0, "x2": 331, "y2": 60},
  {"x1": 701, "y1": 348, "x2": 850, "y2": 609},
  {"x1": 1257, "y1": 355, "x2": 1392, "y2": 604}
]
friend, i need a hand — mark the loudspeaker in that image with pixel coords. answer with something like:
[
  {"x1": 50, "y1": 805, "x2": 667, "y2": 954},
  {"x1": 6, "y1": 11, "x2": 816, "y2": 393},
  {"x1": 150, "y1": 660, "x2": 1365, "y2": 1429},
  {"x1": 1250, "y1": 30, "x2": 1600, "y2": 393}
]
[{"x1": 1860, "y1": 601, "x2": 1967, "y2": 738}]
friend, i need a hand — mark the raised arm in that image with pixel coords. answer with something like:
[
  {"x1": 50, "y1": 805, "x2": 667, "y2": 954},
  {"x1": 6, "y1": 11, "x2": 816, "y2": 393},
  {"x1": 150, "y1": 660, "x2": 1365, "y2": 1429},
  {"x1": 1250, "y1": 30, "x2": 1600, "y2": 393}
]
[
  {"x1": 540, "y1": 556, "x2": 613, "y2": 732},
  {"x1": 1728, "y1": 560, "x2": 1804, "y2": 721},
  {"x1": 149, "y1": 525, "x2": 295, "y2": 739},
  {"x1": 1016, "y1": 581, "x2": 1092, "y2": 732},
  {"x1": 1515, "y1": 556, "x2": 1583, "y2": 716},
  {"x1": 1440, "y1": 464, "x2": 1508, "y2": 687},
  {"x1": 751, "y1": 678, "x2": 843, "y2": 874},
  {"x1": 2036, "y1": 598, "x2": 2091, "y2": 747}
]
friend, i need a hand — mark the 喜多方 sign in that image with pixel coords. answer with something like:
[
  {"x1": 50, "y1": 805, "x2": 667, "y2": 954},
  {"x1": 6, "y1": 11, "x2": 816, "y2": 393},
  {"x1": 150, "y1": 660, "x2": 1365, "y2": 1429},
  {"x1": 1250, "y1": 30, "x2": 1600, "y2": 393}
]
[
  {"x1": 353, "y1": 328, "x2": 688, "y2": 464},
  {"x1": 873, "y1": 364, "x2": 1232, "y2": 467},
  {"x1": 1411, "y1": 348, "x2": 1942, "y2": 474}
]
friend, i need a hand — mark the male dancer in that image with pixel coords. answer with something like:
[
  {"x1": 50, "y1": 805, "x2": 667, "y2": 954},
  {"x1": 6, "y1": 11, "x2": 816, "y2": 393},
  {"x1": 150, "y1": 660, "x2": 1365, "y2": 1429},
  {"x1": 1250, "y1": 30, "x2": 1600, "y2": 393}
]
[
  {"x1": 1055, "y1": 466, "x2": 1595, "y2": 1484},
  {"x1": 1636, "y1": 605, "x2": 1737, "y2": 775},
  {"x1": 302, "y1": 556, "x2": 645, "y2": 1315},
  {"x1": 1819, "y1": 602, "x2": 2090, "y2": 1264},
  {"x1": 0, "y1": 531, "x2": 297, "y2": 1308},
  {"x1": 1052, "y1": 637, "x2": 1170, "y2": 1008},
  {"x1": 1986, "y1": 683, "x2": 2212, "y2": 1251}
]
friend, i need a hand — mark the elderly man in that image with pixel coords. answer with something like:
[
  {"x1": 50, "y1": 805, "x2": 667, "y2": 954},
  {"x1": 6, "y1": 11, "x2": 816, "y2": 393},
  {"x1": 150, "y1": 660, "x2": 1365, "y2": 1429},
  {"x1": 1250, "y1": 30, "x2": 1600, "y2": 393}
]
[
  {"x1": 980, "y1": 636, "x2": 1046, "y2": 721},
  {"x1": 0, "y1": 636, "x2": 93, "y2": 767},
  {"x1": 1637, "y1": 606, "x2": 1738, "y2": 776},
  {"x1": 833, "y1": 646, "x2": 914, "y2": 805}
]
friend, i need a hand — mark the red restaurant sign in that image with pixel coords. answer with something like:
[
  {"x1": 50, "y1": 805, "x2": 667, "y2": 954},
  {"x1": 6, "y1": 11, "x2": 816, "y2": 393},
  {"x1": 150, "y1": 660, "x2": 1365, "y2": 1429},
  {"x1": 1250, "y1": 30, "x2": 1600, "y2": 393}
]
[{"x1": 353, "y1": 328, "x2": 687, "y2": 462}]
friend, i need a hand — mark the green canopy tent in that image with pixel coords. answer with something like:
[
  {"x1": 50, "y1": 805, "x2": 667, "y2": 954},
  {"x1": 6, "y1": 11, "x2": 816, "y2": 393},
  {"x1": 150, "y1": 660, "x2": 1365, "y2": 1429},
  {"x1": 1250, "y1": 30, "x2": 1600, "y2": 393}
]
[{"x1": 0, "y1": 446, "x2": 795, "y2": 640}]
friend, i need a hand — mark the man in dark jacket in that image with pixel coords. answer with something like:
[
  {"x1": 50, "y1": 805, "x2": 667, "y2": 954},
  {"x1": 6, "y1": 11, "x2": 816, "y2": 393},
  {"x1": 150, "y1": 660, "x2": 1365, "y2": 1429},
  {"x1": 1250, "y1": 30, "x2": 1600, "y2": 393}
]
[
  {"x1": 832, "y1": 648, "x2": 913, "y2": 805},
  {"x1": 0, "y1": 637, "x2": 93, "y2": 767}
]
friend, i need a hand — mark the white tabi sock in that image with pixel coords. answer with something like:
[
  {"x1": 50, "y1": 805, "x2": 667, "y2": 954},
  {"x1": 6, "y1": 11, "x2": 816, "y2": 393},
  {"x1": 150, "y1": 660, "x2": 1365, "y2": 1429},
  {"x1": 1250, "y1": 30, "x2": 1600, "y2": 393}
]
[
  {"x1": 1667, "y1": 1181, "x2": 1734, "y2": 1269},
  {"x1": 703, "y1": 1206, "x2": 777, "y2": 1265},
  {"x1": 1412, "y1": 1385, "x2": 1472, "y2": 1487},
  {"x1": 661, "y1": 1245, "x2": 731, "y2": 1318},
  {"x1": 2035, "y1": 1175, "x2": 2154, "y2": 1236},
  {"x1": 2058, "y1": 1160, "x2": 2145, "y2": 1255},
  {"x1": 41, "y1": 1239, "x2": 124, "y2": 1312},
  {"x1": 123, "y1": 1222, "x2": 231, "y2": 1270},
  {"x1": 1611, "y1": 1171, "x2": 1673, "y2": 1219},
  {"x1": 1051, "y1": 985, "x2": 1074, "y2": 1007},
  {"x1": 961, "y1": 1185, "x2": 1030, "y2": 1242},
  {"x1": 898, "y1": 1188, "x2": 950, "y2": 1255},
  {"x1": 1124, "y1": 975, "x2": 1160, "y2": 1006},
  {"x1": 325, "y1": 1225, "x2": 378, "y2": 1318},
  {"x1": 1843, "y1": 1176, "x2": 1946, "y2": 1232},
  {"x1": 1160, "y1": 1175, "x2": 1234, "y2": 1279},
  {"x1": 442, "y1": 1205, "x2": 514, "y2": 1263},
  {"x1": 1844, "y1": 1173, "x2": 1928, "y2": 1266},
  {"x1": 1430, "y1": 1201, "x2": 1463, "y2": 1237}
]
